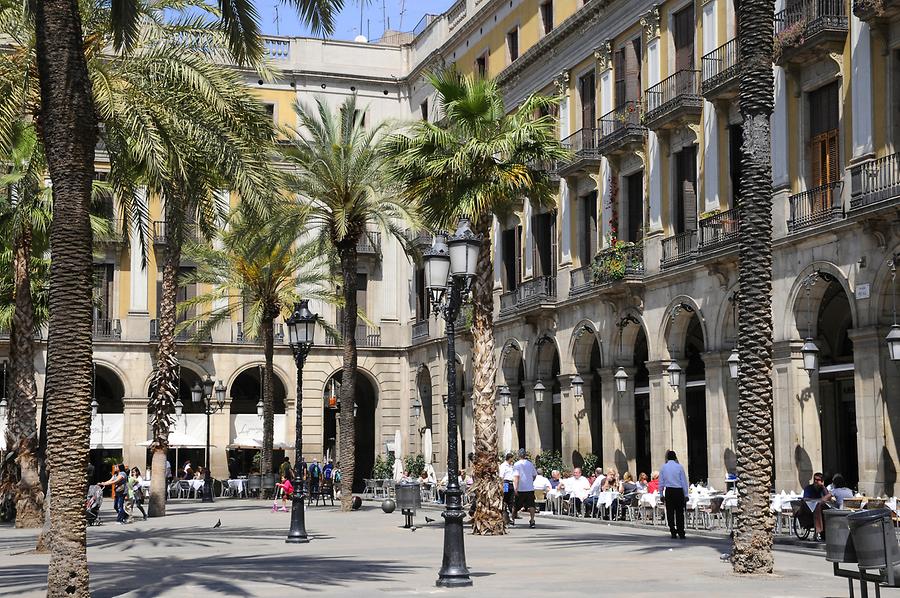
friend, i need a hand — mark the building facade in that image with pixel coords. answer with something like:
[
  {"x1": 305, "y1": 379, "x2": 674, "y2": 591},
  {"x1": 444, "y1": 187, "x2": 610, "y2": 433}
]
[{"x1": 5, "y1": 0, "x2": 899, "y2": 494}]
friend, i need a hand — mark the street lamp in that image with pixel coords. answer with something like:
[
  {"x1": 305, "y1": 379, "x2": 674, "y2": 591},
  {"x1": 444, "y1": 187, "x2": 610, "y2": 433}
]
[
  {"x1": 194, "y1": 374, "x2": 226, "y2": 503},
  {"x1": 424, "y1": 217, "x2": 479, "y2": 588},
  {"x1": 174, "y1": 397, "x2": 184, "y2": 417},
  {"x1": 614, "y1": 367, "x2": 628, "y2": 394},
  {"x1": 285, "y1": 299, "x2": 317, "y2": 544},
  {"x1": 256, "y1": 398, "x2": 264, "y2": 418},
  {"x1": 533, "y1": 379, "x2": 546, "y2": 403},
  {"x1": 727, "y1": 348, "x2": 740, "y2": 380},
  {"x1": 570, "y1": 374, "x2": 584, "y2": 399},
  {"x1": 666, "y1": 361, "x2": 682, "y2": 389},
  {"x1": 888, "y1": 260, "x2": 900, "y2": 361},
  {"x1": 801, "y1": 338, "x2": 819, "y2": 372},
  {"x1": 411, "y1": 397, "x2": 422, "y2": 420},
  {"x1": 498, "y1": 386, "x2": 511, "y2": 408}
]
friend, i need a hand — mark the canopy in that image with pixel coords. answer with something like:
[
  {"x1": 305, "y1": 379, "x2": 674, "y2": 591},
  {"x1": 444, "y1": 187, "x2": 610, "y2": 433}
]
[
  {"x1": 227, "y1": 436, "x2": 288, "y2": 450},
  {"x1": 392, "y1": 429, "x2": 404, "y2": 480},
  {"x1": 138, "y1": 430, "x2": 210, "y2": 449},
  {"x1": 0, "y1": 415, "x2": 6, "y2": 451},
  {"x1": 423, "y1": 428, "x2": 433, "y2": 464},
  {"x1": 91, "y1": 413, "x2": 124, "y2": 449},
  {"x1": 502, "y1": 419, "x2": 512, "y2": 454}
]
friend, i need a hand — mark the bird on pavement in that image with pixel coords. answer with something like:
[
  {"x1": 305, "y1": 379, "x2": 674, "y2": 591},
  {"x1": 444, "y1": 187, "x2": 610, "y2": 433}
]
[
  {"x1": 410, "y1": 526, "x2": 417, "y2": 531},
  {"x1": 213, "y1": 519, "x2": 221, "y2": 528},
  {"x1": 424, "y1": 517, "x2": 435, "y2": 524}
]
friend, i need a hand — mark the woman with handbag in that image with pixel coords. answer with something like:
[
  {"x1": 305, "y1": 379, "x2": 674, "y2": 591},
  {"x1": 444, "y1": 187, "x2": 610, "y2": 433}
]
[{"x1": 130, "y1": 467, "x2": 148, "y2": 521}]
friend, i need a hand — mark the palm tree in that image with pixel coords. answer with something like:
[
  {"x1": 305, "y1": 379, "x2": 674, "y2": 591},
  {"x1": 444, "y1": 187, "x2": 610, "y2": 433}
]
[
  {"x1": 385, "y1": 69, "x2": 567, "y2": 535},
  {"x1": 731, "y1": 0, "x2": 777, "y2": 574},
  {"x1": 179, "y1": 204, "x2": 337, "y2": 486},
  {"x1": 284, "y1": 95, "x2": 419, "y2": 511}
]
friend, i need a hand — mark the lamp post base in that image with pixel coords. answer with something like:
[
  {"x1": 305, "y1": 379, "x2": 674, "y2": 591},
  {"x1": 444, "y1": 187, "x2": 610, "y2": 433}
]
[
  {"x1": 202, "y1": 472, "x2": 215, "y2": 503},
  {"x1": 285, "y1": 492, "x2": 309, "y2": 544},
  {"x1": 435, "y1": 493, "x2": 471, "y2": 588}
]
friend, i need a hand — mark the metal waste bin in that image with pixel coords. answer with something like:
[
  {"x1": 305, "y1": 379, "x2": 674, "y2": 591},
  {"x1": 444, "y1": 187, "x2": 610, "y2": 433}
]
[
  {"x1": 823, "y1": 509, "x2": 856, "y2": 563},
  {"x1": 395, "y1": 482, "x2": 421, "y2": 528},
  {"x1": 848, "y1": 508, "x2": 898, "y2": 570}
]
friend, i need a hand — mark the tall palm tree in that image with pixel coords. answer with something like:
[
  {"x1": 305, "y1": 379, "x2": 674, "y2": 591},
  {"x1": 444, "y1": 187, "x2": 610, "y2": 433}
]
[
  {"x1": 284, "y1": 95, "x2": 419, "y2": 511},
  {"x1": 732, "y1": 0, "x2": 776, "y2": 574},
  {"x1": 386, "y1": 69, "x2": 567, "y2": 535},
  {"x1": 179, "y1": 204, "x2": 338, "y2": 485}
]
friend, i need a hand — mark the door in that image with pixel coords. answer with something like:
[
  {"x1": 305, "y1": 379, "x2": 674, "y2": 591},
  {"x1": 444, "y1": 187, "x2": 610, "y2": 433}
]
[
  {"x1": 674, "y1": 5, "x2": 695, "y2": 71},
  {"x1": 729, "y1": 124, "x2": 744, "y2": 206},
  {"x1": 819, "y1": 376, "x2": 859, "y2": 488},
  {"x1": 674, "y1": 147, "x2": 698, "y2": 234},
  {"x1": 808, "y1": 81, "x2": 840, "y2": 212},
  {"x1": 579, "y1": 72, "x2": 596, "y2": 135},
  {"x1": 685, "y1": 386, "x2": 709, "y2": 483},
  {"x1": 626, "y1": 171, "x2": 644, "y2": 242},
  {"x1": 92, "y1": 264, "x2": 114, "y2": 322},
  {"x1": 502, "y1": 228, "x2": 518, "y2": 291},
  {"x1": 532, "y1": 212, "x2": 556, "y2": 278},
  {"x1": 581, "y1": 192, "x2": 598, "y2": 265}
]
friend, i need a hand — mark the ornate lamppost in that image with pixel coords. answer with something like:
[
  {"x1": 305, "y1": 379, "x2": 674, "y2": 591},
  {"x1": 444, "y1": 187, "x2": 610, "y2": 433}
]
[
  {"x1": 423, "y1": 218, "x2": 480, "y2": 588},
  {"x1": 192, "y1": 375, "x2": 226, "y2": 503},
  {"x1": 285, "y1": 299, "x2": 318, "y2": 544}
]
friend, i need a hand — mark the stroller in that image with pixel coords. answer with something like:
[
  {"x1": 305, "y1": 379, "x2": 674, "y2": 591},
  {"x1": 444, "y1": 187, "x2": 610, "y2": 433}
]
[{"x1": 85, "y1": 484, "x2": 103, "y2": 526}]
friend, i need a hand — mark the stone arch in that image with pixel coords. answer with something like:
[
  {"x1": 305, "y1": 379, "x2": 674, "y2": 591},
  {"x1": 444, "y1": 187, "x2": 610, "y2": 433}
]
[
  {"x1": 712, "y1": 284, "x2": 741, "y2": 351},
  {"x1": 94, "y1": 362, "x2": 125, "y2": 413},
  {"x1": 323, "y1": 366, "x2": 380, "y2": 492},
  {"x1": 500, "y1": 337, "x2": 525, "y2": 384},
  {"x1": 659, "y1": 295, "x2": 708, "y2": 361},
  {"x1": 225, "y1": 362, "x2": 292, "y2": 403},
  {"x1": 416, "y1": 363, "x2": 434, "y2": 432},
  {"x1": 870, "y1": 248, "x2": 900, "y2": 327},
  {"x1": 228, "y1": 365, "x2": 287, "y2": 415},
  {"x1": 613, "y1": 310, "x2": 649, "y2": 364},
  {"x1": 570, "y1": 320, "x2": 600, "y2": 374},
  {"x1": 784, "y1": 262, "x2": 857, "y2": 341},
  {"x1": 533, "y1": 334, "x2": 562, "y2": 380}
]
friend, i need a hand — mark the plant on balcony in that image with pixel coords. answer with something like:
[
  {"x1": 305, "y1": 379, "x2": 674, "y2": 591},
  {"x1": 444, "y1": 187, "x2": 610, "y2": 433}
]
[
  {"x1": 607, "y1": 171, "x2": 620, "y2": 239},
  {"x1": 854, "y1": 0, "x2": 886, "y2": 17},
  {"x1": 591, "y1": 238, "x2": 638, "y2": 282},
  {"x1": 699, "y1": 208, "x2": 722, "y2": 220},
  {"x1": 773, "y1": 19, "x2": 806, "y2": 62}
]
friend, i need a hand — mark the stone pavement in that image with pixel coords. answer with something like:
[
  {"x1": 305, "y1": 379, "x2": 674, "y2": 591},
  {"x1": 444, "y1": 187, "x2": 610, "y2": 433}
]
[{"x1": 0, "y1": 500, "x2": 854, "y2": 597}]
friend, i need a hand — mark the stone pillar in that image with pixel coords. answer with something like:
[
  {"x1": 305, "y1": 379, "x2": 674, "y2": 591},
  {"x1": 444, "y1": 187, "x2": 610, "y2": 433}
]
[
  {"x1": 211, "y1": 401, "x2": 230, "y2": 479},
  {"x1": 644, "y1": 9, "x2": 663, "y2": 233},
  {"x1": 848, "y1": 327, "x2": 885, "y2": 495},
  {"x1": 648, "y1": 360, "x2": 686, "y2": 471},
  {"x1": 126, "y1": 187, "x2": 150, "y2": 342},
  {"x1": 556, "y1": 70, "x2": 572, "y2": 267},
  {"x1": 122, "y1": 396, "x2": 149, "y2": 470},
  {"x1": 701, "y1": 0, "x2": 720, "y2": 213},
  {"x1": 850, "y1": 15, "x2": 874, "y2": 162},
  {"x1": 703, "y1": 351, "x2": 737, "y2": 490},
  {"x1": 600, "y1": 366, "x2": 635, "y2": 476},
  {"x1": 507, "y1": 383, "x2": 524, "y2": 452},
  {"x1": 492, "y1": 217, "x2": 503, "y2": 291},
  {"x1": 558, "y1": 374, "x2": 591, "y2": 464},
  {"x1": 773, "y1": 340, "x2": 819, "y2": 491},
  {"x1": 580, "y1": 376, "x2": 599, "y2": 458}
]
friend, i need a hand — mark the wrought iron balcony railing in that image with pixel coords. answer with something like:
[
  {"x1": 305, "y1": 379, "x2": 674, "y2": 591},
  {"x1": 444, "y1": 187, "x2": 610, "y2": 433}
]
[
  {"x1": 236, "y1": 322, "x2": 284, "y2": 344},
  {"x1": 150, "y1": 319, "x2": 212, "y2": 342},
  {"x1": 701, "y1": 38, "x2": 741, "y2": 99},
  {"x1": 498, "y1": 276, "x2": 557, "y2": 316},
  {"x1": 592, "y1": 243, "x2": 644, "y2": 286},
  {"x1": 92, "y1": 318, "x2": 121, "y2": 340},
  {"x1": 660, "y1": 230, "x2": 698, "y2": 269},
  {"x1": 774, "y1": 0, "x2": 848, "y2": 64},
  {"x1": 644, "y1": 70, "x2": 702, "y2": 129},
  {"x1": 559, "y1": 128, "x2": 601, "y2": 173},
  {"x1": 324, "y1": 324, "x2": 382, "y2": 347},
  {"x1": 357, "y1": 230, "x2": 382, "y2": 255},
  {"x1": 411, "y1": 319, "x2": 430, "y2": 342},
  {"x1": 596, "y1": 102, "x2": 646, "y2": 156},
  {"x1": 850, "y1": 152, "x2": 900, "y2": 211},
  {"x1": 787, "y1": 181, "x2": 843, "y2": 232},
  {"x1": 698, "y1": 208, "x2": 741, "y2": 251}
]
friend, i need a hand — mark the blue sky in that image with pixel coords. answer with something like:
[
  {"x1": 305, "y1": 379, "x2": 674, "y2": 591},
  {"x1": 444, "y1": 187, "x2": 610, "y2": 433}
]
[{"x1": 256, "y1": 1, "x2": 455, "y2": 40}]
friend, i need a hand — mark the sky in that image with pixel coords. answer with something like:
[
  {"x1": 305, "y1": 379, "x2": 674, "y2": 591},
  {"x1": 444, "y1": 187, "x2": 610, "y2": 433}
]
[{"x1": 255, "y1": 0, "x2": 455, "y2": 40}]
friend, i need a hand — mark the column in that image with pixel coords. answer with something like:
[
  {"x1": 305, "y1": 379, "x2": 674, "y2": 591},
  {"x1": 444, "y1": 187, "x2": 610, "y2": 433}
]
[
  {"x1": 771, "y1": 0, "x2": 790, "y2": 191},
  {"x1": 558, "y1": 374, "x2": 591, "y2": 463},
  {"x1": 647, "y1": 360, "x2": 687, "y2": 471},
  {"x1": 492, "y1": 217, "x2": 503, "y2": 291},
  {"x1": 122, "y1": 396, "x2": 149, "y2": 471},
  {"x1": 555, "y1": 70, "x2": 572, "y2": 266},
  {"x1": 600, "y1": 366, "x2": 635, "y2": 476},
  {"x1": 507, "y1": 383, "x2": 523, "y2": 452},
  {"x1": 596, "y1": 42, "x2": 614, "y2": 245},
  {"x1": 703, "y1": 351, "x2": 737, "y2": 490},
  {"x1": 848, "y1": 327, "x2": 885, "y2": 495},
  {"x1": 211, "y1": 399, "x2": 231, "y2": 480},
  {"x1": 701, "y1": 0, "x2": 720, "y2": 213},
  {"x1": 644, "y1": 9, "x2": 663, "y2": 232},
  {"x1": 850, "y1": 16, "x2": 874, "y2": 162},
  {"x1": 126, "y1": 187, "x2": 150, "y2": 341},
  {"x1": 772, "y1": 340, "x2": 815, "y2": 491}
]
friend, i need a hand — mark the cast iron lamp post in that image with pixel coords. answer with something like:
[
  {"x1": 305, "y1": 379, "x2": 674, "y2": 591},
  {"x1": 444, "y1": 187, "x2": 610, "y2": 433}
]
[
  {"x1": 424, "y1": 218, "x2": 480, "y2": 588},
  {"x1": 285, "y1": 299, "x2": 318, "y2": 544},
  {"x1": 193, "y1": 375, "x2": 226, "y2": 503}
]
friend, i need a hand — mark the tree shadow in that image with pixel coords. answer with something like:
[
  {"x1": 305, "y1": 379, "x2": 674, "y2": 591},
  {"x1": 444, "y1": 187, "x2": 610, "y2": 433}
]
[{"x1": 86, "y1": 525, "x2": 334, "y2": 551}]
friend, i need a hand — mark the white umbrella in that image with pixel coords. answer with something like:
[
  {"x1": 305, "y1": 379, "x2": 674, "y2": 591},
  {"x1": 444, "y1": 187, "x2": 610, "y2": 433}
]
[
  {"x1": 392, "y1": 429, "x2": 404, "y2": 480},
  {"x1": 502, "y1": 419, "x2": 512, "y2": 454},
  {"x1": 423, "y1": 428, "x2": 436, "y2": 484}
]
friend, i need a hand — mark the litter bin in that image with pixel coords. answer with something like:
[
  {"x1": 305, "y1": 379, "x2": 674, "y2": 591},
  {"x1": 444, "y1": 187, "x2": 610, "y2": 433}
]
[
  {"x1": 847, "y1": 507, "x2": 900, "y2": 588},
  {"x1": 395, "y1": 482, "x2": 421, "y2": 528},
  {"x1": 823, "y1": 509, "x2": 856, "y2": 563}
]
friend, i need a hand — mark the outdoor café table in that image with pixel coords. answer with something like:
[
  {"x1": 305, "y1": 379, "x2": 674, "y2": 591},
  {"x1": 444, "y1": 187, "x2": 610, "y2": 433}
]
[{"x1": 227, "y1": 478, "x2": 247, "y2": 497}]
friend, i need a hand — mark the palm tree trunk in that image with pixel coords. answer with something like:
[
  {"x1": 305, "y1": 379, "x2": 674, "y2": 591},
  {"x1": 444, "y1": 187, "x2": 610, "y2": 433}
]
[
  {"x1": 338, "y1": 242, "x2": 358, "y2": 511},
  {"x1": 732, "y1": 0, "x2": 776, "y2": 573},
  {"x1": 148, "y1": 221, "x2": 183, "y2": 518},
  {"x1": 470, "y1": 213, "x2": 504, "y2": 535},
  {"x1": 9, "y1": 224, "x2": 43, "y2": 528},
  {"x1": 260, "y1": 315, "x2": 275, "y2": 496},
  {"x1": 34, "y1": 1, "x2": 97, "y2": 594}
]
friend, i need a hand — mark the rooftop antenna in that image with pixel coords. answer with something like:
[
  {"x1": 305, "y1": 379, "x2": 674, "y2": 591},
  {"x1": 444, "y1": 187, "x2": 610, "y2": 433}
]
[
  {"x1": 398, "y1": 0, "x2": 405, "y2": 31},
  {"x1": 274, "y1": 5, "x2": 280, "y2": 36}
]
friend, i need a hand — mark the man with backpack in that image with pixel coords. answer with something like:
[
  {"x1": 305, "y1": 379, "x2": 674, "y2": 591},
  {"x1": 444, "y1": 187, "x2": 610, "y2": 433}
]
[
  {"x1": 99, "y1": 464, "x2": 129, "y2": 524},
  {"x1": 308, "y1": 459, "x2": 321, "y2": 495}
]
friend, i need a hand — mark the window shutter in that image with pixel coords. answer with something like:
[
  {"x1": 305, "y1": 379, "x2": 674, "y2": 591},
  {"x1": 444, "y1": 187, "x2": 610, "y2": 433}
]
[
  {"x1": 825, "y1": 129, "x2": 839, "y2": 184},
  {"x1": 683, "y1": 181, "x2": 698, "y2": 232},
  {"x1": 615, "y1": 48, "x2": 627, "y2": 106},
  {"x1": 810, "y1": 135, "x2": 824, "y2": 188},
  {"x1": 624, "y1": 40, "x2": 641, "y2": 103},
  {"x1": 550, "y1": 212, "x2": 558, "y2": 273},
  {"x1": 515, "y1": 224, "x2": 523, "y2": 285},
  {"x1": 674, "y1": 7, "x2": 695, "y2": 71}
]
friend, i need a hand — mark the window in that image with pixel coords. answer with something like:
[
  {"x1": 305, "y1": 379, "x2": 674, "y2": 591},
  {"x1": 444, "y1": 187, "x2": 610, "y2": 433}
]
[
  {"x1": 92, "y1": 264, "x2": 114, "y2": 321},
  {"x1": 580, "y1": 192, "x2": 597, "y2": 265},
  {"x1": 625, "y1": 171, "x2": 644, "y2": 242},
  {"x1": 531, "y1": 212, "x2": 557, "y2": 277},
  {"x1": 808, "y1": 82, "x2": 840, "y2": 188},
  {"x1": 506, "y1": 28, "x2": 519, "y2": 63},
  {"x1": 157, "y1": 266, "x2": 197, "y2": 322},
  {"x1": 414, "y1": 267, "x2": 429, "y2": 320},
  {"x1": 420, "y1": 100, "x2": 428, "y2": 122},
  {"x1": 475, "y1": 53, "x2": 487, "y2": 78},
  {"x1": 614, "y1": 38, "x2": 642, "y2": 107},
  {"x1": 728, "y1": 124, "x2": 743, "y2": 205},
  {"x1": 673, "y1": 5, "x2": 695, "y2": 71},
  {"x1": 501, "y1": 226, "x2": 522, "y2": 291},
  {"x1": 264, "y1": 103, "x2": 275, "y2": 121},
  {"x1": 578, "y1": 72, "x2": 596, "y2": 130},
  {"x1": 540, "y1": 1, "x2": 554, "y2": 35},
  {"x1": 673, "y1": 147, "x2": 698, "y2": 234}
]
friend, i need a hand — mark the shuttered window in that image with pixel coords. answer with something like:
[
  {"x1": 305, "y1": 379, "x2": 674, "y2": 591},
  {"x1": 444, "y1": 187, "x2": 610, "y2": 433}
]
[
  {"x1": 614, "y1": 48, "x2": 626, "y2": 107},
  {"x1": 674, "y1": 5, "x2": 695, "y2": 71},
  {"x1": 729, "y1": 124, "x2": 744, "y2": 206},
  {"x1": 674, "y1": 147, "x2": 698, "y2": 234},
  {"x1": 93, "y1": 264, "x2": 114, "y2": 321},
  {"x1": 808, "y1": 82, "x2": 840, "y2": 187},
  {"x1": 581, "y1": 191, "x2": 598, "y2": 264},
  {"x1": 579, "y1": 72, "x2": 596, "y2": 129},
  {"x1": 615, "y1": 38, "x2": 642, "y2": 107},
  {"x1": 626, "y1": 172, "x2": 644, "y2": 242}
]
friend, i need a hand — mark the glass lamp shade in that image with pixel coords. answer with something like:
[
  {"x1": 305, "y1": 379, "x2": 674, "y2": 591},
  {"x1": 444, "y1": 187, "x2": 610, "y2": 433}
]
[
  {"x1": 0, "y1": 396, "x2": 6, "y2": 418},
  {"x1": 256, "y1": 399, "x2": 263, "y2": 417},
  {"x1": 614, "y1": 367, "x2": 628, "y2": 394},
  {"x1": 202, "y1": 375, "x2": 215, "y2": 401},
  {"x1": 423, "y1": 234, "x2": 451, "y2": 291},
  {"x1": 801, "y1": 338, "x2": 819, "y2": 372},
  {"x1": 666, "y1": 361, "x2": 682, "y2": 389},
  {"x1": 533, "y1": 379, "x2": 546, "y2": 403},
  {"x1": 499, "y1": 385, "x2": 511, "y2": 407},
  {"x1": 175, "y1": 398, "x2": 184, "y2": 417},
  {"x1": 287, "y1": 299, "x2": 318, "y2": 348},
  {"x1": 727, "y1": 348, "x2": 740, "y2": 380},
  {"x1": 411, "y1": 398, "x2": 422, "y2": 419},
  {"x1": 887, "y1": 325, "x2": 900, "y2": 361},
  {"x1": 447, "y1": 218, "x2": 481, "y2": 278},
  {"x1": 570, "y1": 374, "x2": 584, "y2": 398},
  {"x1": 191, "y1": 382, "x2": 203, "y2": 404},
  {"x1": 215, "y1": 381, "x2": 226, "y2": 409},
  {"x1": 353, "y1": 402, "x2": 358, "y2": 417},
  {"x1": 90, "y1": 398, "x2": 99, "y2": 418}
]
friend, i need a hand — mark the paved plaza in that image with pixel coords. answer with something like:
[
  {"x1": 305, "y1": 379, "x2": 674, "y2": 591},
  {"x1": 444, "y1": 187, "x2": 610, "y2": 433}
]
[{"x1": 0, "y1": 500, "x2": 858, "y2": 597}]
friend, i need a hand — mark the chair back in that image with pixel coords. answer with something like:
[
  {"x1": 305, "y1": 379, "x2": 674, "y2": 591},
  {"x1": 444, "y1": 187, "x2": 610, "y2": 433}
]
[
  {"x1": 710, "y1": 495, "x2": 724, "y2": 514},
  {"x1": 248, "y1": 475, "x2": 262, "y2": 491},
  {"x1": 262, "y1": 472, "x2": 276, "y2": 489},
  {"x1": 534, "y1": 489, "x2": 546, "y2": 502}
]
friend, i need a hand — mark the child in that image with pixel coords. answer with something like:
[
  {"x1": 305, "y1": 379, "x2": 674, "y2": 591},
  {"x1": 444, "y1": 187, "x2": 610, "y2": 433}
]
[{"x1": 273, "y1": 475, "x2": 293, "y2": 512}]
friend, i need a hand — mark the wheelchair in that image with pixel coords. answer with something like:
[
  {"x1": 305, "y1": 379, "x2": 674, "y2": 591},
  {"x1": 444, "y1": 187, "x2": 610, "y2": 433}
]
[{"x1": 790, "y1": 499, "x2": 816, "y2": 540}]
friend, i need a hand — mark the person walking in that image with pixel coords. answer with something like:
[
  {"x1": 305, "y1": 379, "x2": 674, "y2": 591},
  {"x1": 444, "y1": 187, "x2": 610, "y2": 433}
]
[
  {"x1": 100, "y1": 464, "x2": 129, "y2": 524},
  {"x1": 512, "y1": 449, "x2": 538, "y2": 529},
  {"x1": 659, "y1": 450, "x2": 689, "y2": 539},
  {"x1": 130, "y1": 467, "x2": 148, "y2": 521},
  {"x1": 279, "y1": 456, "x2": 293, "y2": 480},
  {"x1": 308, "y1": 459, "x2": 321, "y2": 495},
  {"x1": 500, "y1": 452, "x2": 516, "y2": 525}
]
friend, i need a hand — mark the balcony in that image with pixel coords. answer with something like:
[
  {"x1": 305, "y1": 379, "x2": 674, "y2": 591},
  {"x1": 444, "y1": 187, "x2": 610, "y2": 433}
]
[
  {"x1": 558, "y1": 128, "x2": 601, "y2": 177},
  {"x1": 531, "y1": 159, "x2": 560, "y2": 183},
  {"x1": 850, "y1": 153, "x2": 900, "y2": 212},
  {"x1": 498, "y1": 276, "x2": 557, "y2": 317},
  {"x1": 854, "y1": 0, "x2": 900, "y2": 22},
  {"x1": 325, "y1": 324, "x2": 382, "y2": 348},
  {"x1": 701, "y1": 39, "x2": 742, "y2": 101},
  {"x1": 596, "y1": 102, "x2": 646, "y2": 157},
  {"x1": 774, "y1": 0, "x2": 848, "y2": 67},
  {"x1": 357, "y1": 230, "x2": 382, "y2": 255},
  {"x1": 152, "y1": 221, "x2": 198, "y2": 246},
  {"x1": 569, "y1": 265, "x2": 594, "y2": 296},
  {"x1": 661, "y1": 230, "x2": 698, "y2": 269},
  {"x1": 236, "y1": 322, "x2": 284, "y2": 344},
  {"x1": 262, "y1": 36, "x2": 291, "y2": 61},
  {"x1": 643, "y1": 70, "x2": 703, "y2": 131},
  {"x1": 584, "y1": 243, "x2": 645, "y2": 290},
  {"x1": 698, "y1": 208, "x2": 741, "y2": 252},
  {"x1": 97, "y1": 219, "x2": 127, "y2": 245},
  {"x1": 787, "y1": 181, "x2": 843, "y2": 232},
  {"x1": 92, "y1": 318, "x2": 121, "y2": 341},
  {"x1": 150, "y1": 319, "x2": 212, "y2": 342},
  {"x1": 411, "y1": 319, "x2": 430, "y2": 343}
]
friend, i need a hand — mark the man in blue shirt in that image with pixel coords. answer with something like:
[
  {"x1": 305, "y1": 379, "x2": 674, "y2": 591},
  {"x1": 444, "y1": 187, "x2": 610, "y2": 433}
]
[{"x1": 659, "y1": 450, "x2": 689, "y2": 539}]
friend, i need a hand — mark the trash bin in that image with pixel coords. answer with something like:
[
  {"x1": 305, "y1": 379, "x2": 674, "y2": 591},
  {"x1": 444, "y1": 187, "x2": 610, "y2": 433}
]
[
  {"x1": 395, "y1": 482, "x2": 421, "y2": 528},
  {"x1": 847, "y1": 508, "x2": 898, "y2": 571},
  {"x1": 823, "y1": 509, "x2": 856, "y2": 563}
]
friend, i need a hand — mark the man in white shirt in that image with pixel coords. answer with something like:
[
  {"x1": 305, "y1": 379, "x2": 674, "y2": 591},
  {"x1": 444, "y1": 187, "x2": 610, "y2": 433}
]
[
  {"x1": 561, "y1": 468, "x2": 591, "y2": 514},
  {"x1": 499, "y1": 453, "x2": 516, "y2": 524},
  {"x1": 512, "y1": 449, "x2": 538, "y2": 528},
  {"x1": 583, "y1": 473, "x2": 605, "y2": 517}
]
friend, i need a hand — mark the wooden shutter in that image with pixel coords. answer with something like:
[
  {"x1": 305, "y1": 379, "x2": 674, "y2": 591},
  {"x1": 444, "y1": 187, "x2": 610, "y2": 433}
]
[
  {"x1": 580, "y1": 72, "x2": 596, "y2": 128},
  {"x1": 515, "y1": 224, "x2": 523, "y2": 286},
  {"x1": 177, "y1": 266, "x2": 197, "y2": 321},
  {"x1": 624, "y1": 39, "x2": 642, "y2": 103},
  {"x1": 614, "y1": 48, "x2": 626, "y2": 107},
  {"x1": 93, "y1": 264, "x2": 113, "y2": 321},
  {"x1": 549, "y1": 212, "x2": 558, "y2": 273},
  {"x1": 683, "y1": 181, "x2": 698, "y2": 232},
  {"x1": 627, "y1": 172, "x2": 644, "y2": 242},
  {"x1": 729, "y1": 124, "x2": 743, "y2": 206},
  {"x1": 502, "y1": 228, "x2": 517, "y2": 291},
  {"x1": 674, "y1": 6, "x2": 695, "y2": 71}
]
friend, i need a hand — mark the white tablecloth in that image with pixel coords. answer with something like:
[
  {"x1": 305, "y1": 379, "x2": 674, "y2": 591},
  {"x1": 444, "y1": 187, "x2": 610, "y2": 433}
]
[
  {"x1": 770, "y1": 492, "x2": 800, "y2": 513},
  {"x1": 639, "y1": 492, "x2": 659, "y2": 508},
  {"x1": 597, "y1": 491, "x2": 620, "y2": 508},
  {"x1": 227, "y1": 479, "x2": 247, "y2": 496}
]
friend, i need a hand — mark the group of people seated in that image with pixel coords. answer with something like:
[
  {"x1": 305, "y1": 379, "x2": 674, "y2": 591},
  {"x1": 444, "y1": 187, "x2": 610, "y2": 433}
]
[
  {"x1": 538, "y1": 466, "x2": 658, "y2": 518},
  {"x1": 803, "y1": 471, "x2": 855, "y2": 541}
]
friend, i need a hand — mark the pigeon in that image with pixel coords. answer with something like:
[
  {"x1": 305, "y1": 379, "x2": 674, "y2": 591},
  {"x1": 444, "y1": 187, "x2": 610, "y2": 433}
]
[
  {"x1": 411, "y1": 526, "x2": 417, "y2": 532},
  {"x1": 424, "y1": 516, "x2": 436, "y2": 524},
  {"x1": 213, "y1": 519, "x2": 221, "y2": 528}
]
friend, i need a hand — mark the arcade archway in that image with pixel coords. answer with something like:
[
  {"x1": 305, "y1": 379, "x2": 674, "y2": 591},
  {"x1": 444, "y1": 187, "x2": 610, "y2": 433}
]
[{"x1": 324, "y1": 370, "x2": 378, "y2": 492}]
